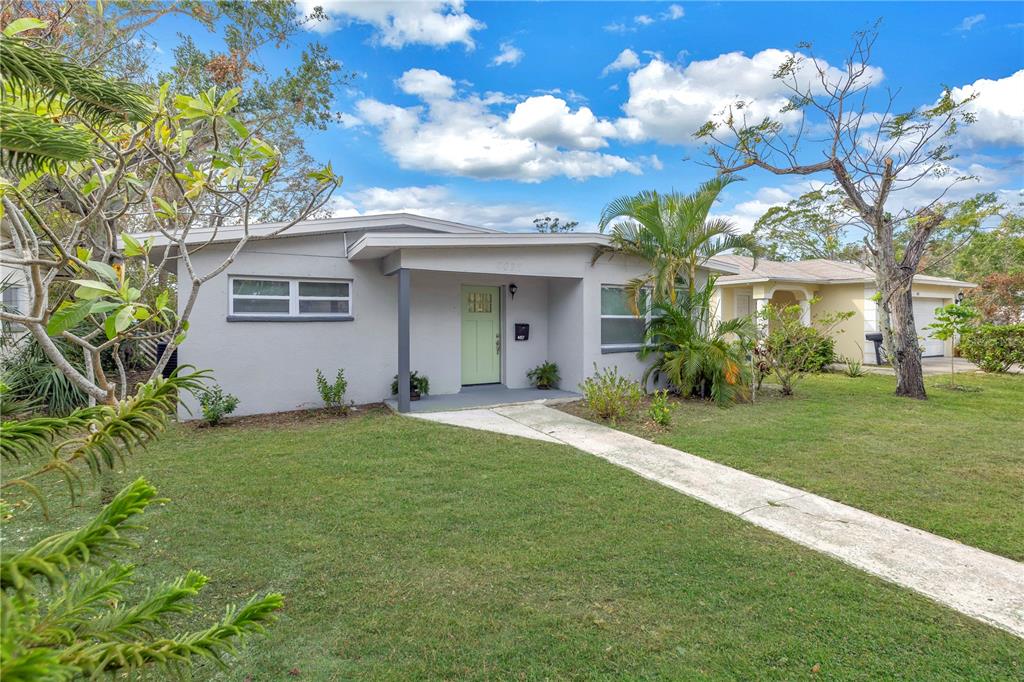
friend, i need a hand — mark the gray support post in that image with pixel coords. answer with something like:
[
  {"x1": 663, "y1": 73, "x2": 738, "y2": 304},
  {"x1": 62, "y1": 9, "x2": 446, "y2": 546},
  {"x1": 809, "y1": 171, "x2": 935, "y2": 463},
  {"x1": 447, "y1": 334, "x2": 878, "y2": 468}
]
[{"x1": 397, "y1": 267, "x2": 411, "y2": 413}]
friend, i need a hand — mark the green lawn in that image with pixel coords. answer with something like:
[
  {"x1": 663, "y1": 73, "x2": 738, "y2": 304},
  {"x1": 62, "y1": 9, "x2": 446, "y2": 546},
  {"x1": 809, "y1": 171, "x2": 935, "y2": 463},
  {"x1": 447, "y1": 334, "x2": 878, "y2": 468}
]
[
  {"x1": 7, "y1": 409, "x2": 1021, "y2": 679},
  {"x1": 583, "y1": 372, "x2": 1024, "y2": 561}
]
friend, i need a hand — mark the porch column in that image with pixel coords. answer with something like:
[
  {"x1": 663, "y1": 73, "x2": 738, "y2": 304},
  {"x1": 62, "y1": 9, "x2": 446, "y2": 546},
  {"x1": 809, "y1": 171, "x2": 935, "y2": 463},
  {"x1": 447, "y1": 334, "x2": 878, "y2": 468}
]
[
  {"x1": 799, "y1": 299, "x2": 811, "y2": 326},
  {"x1": 397, "y1": 267, "x2": 410, "y2": 413},
  {"x1": 754, "y1": 298, "x2": 770, "y2": 336}
]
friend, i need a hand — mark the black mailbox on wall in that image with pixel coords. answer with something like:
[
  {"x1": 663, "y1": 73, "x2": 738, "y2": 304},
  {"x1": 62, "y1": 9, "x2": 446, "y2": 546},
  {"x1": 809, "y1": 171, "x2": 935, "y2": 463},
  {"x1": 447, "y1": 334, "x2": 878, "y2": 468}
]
[{"x1": 514, "y1": 323, "x2": 530, "y2": 341}]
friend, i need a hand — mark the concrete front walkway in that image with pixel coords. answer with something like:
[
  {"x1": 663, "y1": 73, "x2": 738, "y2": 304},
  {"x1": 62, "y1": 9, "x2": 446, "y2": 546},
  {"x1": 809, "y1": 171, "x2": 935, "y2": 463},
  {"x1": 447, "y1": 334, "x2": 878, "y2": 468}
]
[{"x1": 410, "y1": 403, "x2": 1024, "y2": 638}]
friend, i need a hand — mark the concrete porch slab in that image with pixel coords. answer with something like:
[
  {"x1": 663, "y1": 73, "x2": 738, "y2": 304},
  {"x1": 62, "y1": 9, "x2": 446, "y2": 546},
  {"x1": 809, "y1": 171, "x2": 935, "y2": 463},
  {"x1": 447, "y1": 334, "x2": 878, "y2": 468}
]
[{"x1": 385, "y1": 384, "x2": 580, "y2": 413}]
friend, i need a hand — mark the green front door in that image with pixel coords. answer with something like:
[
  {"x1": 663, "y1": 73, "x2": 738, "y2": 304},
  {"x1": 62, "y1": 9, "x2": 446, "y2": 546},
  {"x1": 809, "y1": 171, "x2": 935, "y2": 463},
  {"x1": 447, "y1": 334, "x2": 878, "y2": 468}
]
[{"x1": 461, "y1": 285, "x2": 501, "y2": 385}]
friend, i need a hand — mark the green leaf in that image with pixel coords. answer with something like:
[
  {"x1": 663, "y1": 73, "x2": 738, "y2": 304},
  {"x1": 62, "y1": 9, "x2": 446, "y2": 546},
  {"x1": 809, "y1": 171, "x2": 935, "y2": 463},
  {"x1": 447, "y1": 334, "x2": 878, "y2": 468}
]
[
  {"x1": 89, "y1": 301, "x2": 121, "y2": 314},
  {"x1": 121, "y1": 233, "x2": 144, "y2": 257},
  {"x1": 85, "y1": 261, "x2": 119, "y2": 286},
  {"x1": 114, "y1": 306, "x2": 135, "y2": 334},
  {"x1": 71, "y1": 280, "x2": 118, "y2": 300},
  {"x1": 104, "y1": 314, "x2": 118, "y2": 340},
  {"x1": 3, "y1": 18, "x2": 48, "y2": 37},
  {"x1": 224, "y1": 115, "x2": 249, "y2": 139},
  {"x1": 46, "y1": 299, "x2": 94, "y2": 336},
  {"x1": 173, "y1": 332, "x2": 186, "y2": 345},
  {"x1": 154, "y1": 290, "x2": 170, "y2": 311},
  {"x1": 153, "y1": 196, "x2": 177, "y2": 220}
]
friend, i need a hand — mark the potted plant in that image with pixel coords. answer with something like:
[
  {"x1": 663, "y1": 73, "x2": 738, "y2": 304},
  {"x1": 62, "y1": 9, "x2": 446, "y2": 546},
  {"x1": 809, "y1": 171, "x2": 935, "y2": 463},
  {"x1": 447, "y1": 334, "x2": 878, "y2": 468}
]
[
  {"x1": 391, "y1": 371, "x2": 430, "y2": 400},
  {"x1": 526, "y1": 361, "x2": 560, "y2": 390}
]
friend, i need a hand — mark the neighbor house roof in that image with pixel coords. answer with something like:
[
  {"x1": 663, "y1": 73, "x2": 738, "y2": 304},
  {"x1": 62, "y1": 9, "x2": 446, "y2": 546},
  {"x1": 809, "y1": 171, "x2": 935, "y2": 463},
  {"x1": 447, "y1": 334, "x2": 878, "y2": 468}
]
[{"x1": 714, "y1": 255, "x2": 975, "y2": 288}]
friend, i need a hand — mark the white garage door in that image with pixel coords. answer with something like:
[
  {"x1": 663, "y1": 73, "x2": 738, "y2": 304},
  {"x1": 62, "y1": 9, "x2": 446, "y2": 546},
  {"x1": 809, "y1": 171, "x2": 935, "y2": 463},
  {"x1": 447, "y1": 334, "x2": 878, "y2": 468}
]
[{"x1": 913, "y1": 298, "x2": 946, "y2": 357}]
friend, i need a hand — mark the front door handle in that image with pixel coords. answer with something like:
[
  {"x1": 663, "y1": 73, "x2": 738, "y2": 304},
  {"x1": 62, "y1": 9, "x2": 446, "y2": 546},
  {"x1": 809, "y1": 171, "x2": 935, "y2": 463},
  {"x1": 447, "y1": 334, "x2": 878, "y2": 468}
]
[{"x1": 496, "y1": 333, "x2": 501, "y2": 354}]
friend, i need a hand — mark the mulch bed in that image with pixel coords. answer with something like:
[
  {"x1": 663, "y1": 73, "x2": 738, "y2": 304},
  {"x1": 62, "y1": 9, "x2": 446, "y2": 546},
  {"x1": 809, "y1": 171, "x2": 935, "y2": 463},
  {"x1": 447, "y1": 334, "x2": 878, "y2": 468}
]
[{"x1": 182, "y1": 403, "x2": 388, "y2": 429}]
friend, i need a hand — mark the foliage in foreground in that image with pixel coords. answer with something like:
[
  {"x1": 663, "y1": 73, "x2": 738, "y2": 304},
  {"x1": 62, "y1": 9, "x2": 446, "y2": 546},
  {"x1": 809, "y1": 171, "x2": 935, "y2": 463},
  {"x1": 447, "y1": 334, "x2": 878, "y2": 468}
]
[
  {"x1": 579, "y1": 365, "x2": 643, "y2": 421},
  {"x1": 0, "y1": 479, "x2": 283, "y2": 681},
  {"x1": 959, "y1": 324, "x2": 1024, "y2": 373},
  {"x1": 0, "y1": 370, "x2": 282, "y2": 679},
  {"x1": 640, "y1": 280, "x2": 756, "y2": 406}
]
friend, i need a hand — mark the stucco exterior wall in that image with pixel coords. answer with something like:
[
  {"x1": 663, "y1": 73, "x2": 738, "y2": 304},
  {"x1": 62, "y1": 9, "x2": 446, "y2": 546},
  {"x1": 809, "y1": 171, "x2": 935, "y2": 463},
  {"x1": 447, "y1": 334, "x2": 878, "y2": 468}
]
[
  {"x1": 810, "y1": 283, "x2": 866, "y2": 362},
  {"x1": 177, "y1": 233, "x2": 682, "y2": 417}
]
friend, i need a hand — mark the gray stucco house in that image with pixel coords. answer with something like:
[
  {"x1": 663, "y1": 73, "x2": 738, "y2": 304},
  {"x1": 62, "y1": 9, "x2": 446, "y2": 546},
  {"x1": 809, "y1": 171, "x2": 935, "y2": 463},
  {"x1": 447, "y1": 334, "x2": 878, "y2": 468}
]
[{"x1": 160, "y1": 213, "x2": 738, "y2": 416}]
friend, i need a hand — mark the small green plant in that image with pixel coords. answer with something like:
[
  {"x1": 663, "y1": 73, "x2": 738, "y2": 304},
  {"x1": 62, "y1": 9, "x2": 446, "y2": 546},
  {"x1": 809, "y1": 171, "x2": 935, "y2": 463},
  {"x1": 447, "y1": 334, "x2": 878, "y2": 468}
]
[
  {"x1": 579, "y1": 364, "x2": 643, "y2": 421},
  {"x1": 844, "y1": 357, "x2": 867, "y2": 378},
  {"x1": 199, "y1": 384, "x2": 239, "y2": 425},
  {"x1": 316, "y1": 368, "x2": 350, "y2": 411},
  {"x1": 391, "y1": 371, "x2": 430, "y2": 398},
  {"x1": 527, "y1": 361, "x2": 560, "y2": 389},
  {"x1": 926, "y1": 303, "x2": 979, "y2": 388},
  {"x1": 648, "y1": 389, "x2": 673, "y2": 426}
]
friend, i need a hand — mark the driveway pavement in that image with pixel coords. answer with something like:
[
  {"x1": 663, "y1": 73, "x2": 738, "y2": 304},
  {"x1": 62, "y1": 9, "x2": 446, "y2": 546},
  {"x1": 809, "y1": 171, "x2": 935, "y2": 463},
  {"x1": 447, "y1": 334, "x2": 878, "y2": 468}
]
[{"x1": 410, "y1": 403, "x2": 1024, "y2": 638}]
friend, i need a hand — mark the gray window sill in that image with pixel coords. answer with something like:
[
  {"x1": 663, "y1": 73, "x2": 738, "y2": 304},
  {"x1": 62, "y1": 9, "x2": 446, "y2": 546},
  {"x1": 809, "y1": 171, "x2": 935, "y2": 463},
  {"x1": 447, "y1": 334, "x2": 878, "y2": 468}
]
[
  {"x1": 601, "y1": 345, "x2": 643, "y2": 354},
  {"x1": 227, "y1": 315, "x2": 354, "y2": 323}
]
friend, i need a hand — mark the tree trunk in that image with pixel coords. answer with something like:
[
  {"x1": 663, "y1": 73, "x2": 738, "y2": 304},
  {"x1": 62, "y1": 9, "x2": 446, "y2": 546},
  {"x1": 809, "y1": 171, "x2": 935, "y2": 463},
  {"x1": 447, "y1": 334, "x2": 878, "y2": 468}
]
[
  {"x1": 888, "y1": 285, "x2": 926, "y2": 398},
  {"x1": 873, "y1": 217, "x2": 927, "y2": 399}
]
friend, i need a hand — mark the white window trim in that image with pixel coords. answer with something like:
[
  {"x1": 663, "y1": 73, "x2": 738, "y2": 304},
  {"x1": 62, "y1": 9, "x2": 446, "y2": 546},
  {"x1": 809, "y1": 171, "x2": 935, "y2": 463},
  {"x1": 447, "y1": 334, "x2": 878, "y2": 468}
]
[
  {"x1": 600, "y1": 284, "x2": 654, "y2": 352},
  {"x1": 228, "y1": 276, "x2": 353, "y2": 319}
]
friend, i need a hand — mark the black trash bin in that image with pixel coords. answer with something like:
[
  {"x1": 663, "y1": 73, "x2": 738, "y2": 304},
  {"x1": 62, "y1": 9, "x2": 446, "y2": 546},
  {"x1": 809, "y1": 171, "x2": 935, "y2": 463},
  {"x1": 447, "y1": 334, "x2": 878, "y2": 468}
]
[{"x1": 865, "y1": 333, "x2": 886, "y2": 366}]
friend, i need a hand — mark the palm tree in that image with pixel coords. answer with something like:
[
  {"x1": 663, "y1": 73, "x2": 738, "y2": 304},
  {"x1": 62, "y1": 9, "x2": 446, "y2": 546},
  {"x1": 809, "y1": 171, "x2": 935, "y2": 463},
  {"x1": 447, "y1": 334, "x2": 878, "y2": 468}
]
[
  {"x1": 598, "y1": 175, "x2": 759, "y2": 313},
  {"x1": 640, "y1": 279, "x2": 756, "y2": 406}
]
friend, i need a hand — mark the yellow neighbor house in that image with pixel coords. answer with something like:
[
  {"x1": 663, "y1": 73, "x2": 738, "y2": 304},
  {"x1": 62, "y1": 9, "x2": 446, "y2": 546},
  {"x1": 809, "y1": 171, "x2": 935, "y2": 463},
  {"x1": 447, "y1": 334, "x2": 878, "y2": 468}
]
[{"x1": 711, "y1": 255, "x2": 976, "y2": 364}]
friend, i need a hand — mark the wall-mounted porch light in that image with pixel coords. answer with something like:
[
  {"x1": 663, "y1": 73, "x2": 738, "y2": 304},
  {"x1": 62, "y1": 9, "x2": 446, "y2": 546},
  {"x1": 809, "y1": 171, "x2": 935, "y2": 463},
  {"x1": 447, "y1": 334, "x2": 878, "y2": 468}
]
[{"x1": 508, "y1": 283, "x2": 518, "y2": 300}]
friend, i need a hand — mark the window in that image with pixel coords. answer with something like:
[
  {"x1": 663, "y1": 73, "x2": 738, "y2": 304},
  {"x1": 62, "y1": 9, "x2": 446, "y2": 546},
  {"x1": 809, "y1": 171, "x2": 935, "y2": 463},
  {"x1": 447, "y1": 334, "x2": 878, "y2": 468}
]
[
  {"x1": 2, "y1": 284, "x2": 25, "y2": 332},
  {"x1": 229, "y1": 277, "x2": 352, "y2": 319},
  {"x1": 600, "y1": 286, "x2": 649, "y2": 352}
]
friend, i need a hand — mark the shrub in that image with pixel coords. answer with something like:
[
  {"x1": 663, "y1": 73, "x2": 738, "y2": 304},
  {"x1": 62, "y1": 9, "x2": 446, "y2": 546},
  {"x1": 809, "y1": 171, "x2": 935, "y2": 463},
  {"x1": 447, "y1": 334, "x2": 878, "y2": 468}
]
[
  {"x1": 316, "y1": 368, "x2": 349, "y2": 411},
  {"x1": 527, "y1": 361, "x2": 560, "y2": 389},
  {"x1": 758, "y1": 302, "x2": 853, "y2": 396},
  {"x1": 391, "y1": 371, "x2": 429, "y2": 396},
  {"x1": 959, "y1": 324, "x2": 1024, "y2": 373},
  {"x1": 579, "y1": 364, "x2": 643, "y2": 421},
  {"x1": 801, "y1": 331, "x2": 836, "y2": 372},
  {"x1": 199, "y1": 385, "x2": 239, "y2": 425},
  {"x1": 648, "y1": 389, "x2": 672, "y2": 426}
]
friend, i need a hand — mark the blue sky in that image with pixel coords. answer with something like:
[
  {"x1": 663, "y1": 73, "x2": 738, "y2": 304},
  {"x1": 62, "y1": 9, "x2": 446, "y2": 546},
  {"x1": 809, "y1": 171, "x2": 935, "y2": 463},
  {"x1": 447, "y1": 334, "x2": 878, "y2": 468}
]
[{"x1": 148, "y1": 1, "x2": 1024, "y2": 232}]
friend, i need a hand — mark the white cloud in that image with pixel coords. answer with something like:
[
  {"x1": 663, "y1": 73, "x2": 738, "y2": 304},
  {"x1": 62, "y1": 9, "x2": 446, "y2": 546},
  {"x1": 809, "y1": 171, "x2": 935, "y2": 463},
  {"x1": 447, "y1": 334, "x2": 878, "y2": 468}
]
[
  {"x1": 356, "y1": 69, "x2": 641, "y2": 182},
  {"x1": 617, "y1": 49, "x2": 884, "y2": 145},
  {"x1": 603, "y1": 22, "x2": 633, "y2": 34},
  {"x1": 491, "y1": 41, "x2": 524, "y2": 67},
  {"x1": 663, "y1": 4, "x2": 684, "y2": 20},
  {"x1": 602, "y1": 48, "x2": 641, "y2": 77},
  {"x1": 296, "y1": 0, "x2": 483, "y2": 49},
  {"x1": 955, "y1": 14, "x2": 985, "y2": 32},
  {"x1": 634, "y1": 14, "x2": 654, "y2": 26},
  {"x1": 396, "y1": 68, "x2": 456, "y2": 100},
  {"x1": 336, "y1": 112, "x2": 363, "y2": 128},
  {"x1": 327, "y1": 185, "x2": 576, "y2": 231},
  {"x1": 947, "y1": 70, "x2": 1024, "y2": 147}
]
